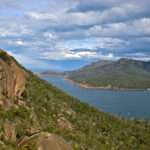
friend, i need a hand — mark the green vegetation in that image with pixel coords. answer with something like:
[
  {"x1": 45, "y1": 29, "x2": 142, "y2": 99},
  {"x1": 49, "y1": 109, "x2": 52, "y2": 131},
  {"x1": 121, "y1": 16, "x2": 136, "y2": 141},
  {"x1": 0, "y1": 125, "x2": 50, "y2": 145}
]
[
  {"x1": 69, "y1": 59, "x2": 150, "y2": 89},
  {"x1": 22, "y1": 73, "x2": 150, "y2": 149},
  {"x1": 0, "y1": 50, "x2": 12, "y2": 64},
  {"x1": 0, "y1": 52, "x2": 150, "y2": 149}
]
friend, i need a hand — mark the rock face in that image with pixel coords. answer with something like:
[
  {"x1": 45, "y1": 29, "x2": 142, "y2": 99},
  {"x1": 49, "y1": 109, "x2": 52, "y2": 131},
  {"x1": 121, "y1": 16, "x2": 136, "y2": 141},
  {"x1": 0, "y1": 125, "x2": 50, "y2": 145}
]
[
  {"x1": 0, "y1": 49, "x2": 27, "y2": 146},
  {"x1": 0, "y1": 49, "x2": 27, "y2": 107},
  {"x1": 0, "y1": 49, "x2": 73, "y2": 150},
  {"x1": 37, "y1": 133, "x2": 72, "y2": 150},
  {"x1": 18, "y1": 132, "x2": 72, "y2": 150}
]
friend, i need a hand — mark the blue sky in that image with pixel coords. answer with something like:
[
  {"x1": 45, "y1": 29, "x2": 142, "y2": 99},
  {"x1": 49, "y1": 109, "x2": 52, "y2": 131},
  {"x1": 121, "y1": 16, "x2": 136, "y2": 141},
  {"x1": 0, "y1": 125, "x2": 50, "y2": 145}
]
[{"x1": 0, "y1": 0, "x2": 150, "y2": 71}]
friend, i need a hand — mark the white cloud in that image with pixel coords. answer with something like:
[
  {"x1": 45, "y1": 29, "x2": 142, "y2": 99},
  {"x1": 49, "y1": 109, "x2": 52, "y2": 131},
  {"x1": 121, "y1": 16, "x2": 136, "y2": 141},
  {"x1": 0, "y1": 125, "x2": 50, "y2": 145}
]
[
  {"x1": 16, "y1": 40, "x2": 25, "y2": 46},
  {"x1": 0, "y1": 27, "x2": 18, "y2": 37},
  {"x1": 0, "y1": 23, "x2": 33, "y2": 38},
  {"x1": 122, "y1": 52, "x2": 150, "y2": 61},
  {"x1": 7, "y1": 50, "x2": 61, "y2": 70},
  {"x1": 89, "y1": 18, "x2": 150, "y2": 37},
  {"x1": 40, "y1": 48, "x2": 117, "y2": 61},
  {"x1": 26, "y1": 12, "x2": 55, "y2": 20},
  {"x1": 40, "y1": 49, "x2": 98, "y2": 60}
]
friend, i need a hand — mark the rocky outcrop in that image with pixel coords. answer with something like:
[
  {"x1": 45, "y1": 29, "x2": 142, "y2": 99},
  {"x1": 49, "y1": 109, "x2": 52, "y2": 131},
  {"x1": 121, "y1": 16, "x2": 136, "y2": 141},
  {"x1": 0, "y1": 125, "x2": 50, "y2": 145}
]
[
  {"x1": 3, "y1": 120, "x2": 16, "y2": 142},
  {"x1": 18, "y1": 132, "x2": 72, "y2": 150},
  {"x1": 0, "y1": 49, "x2": 73, "y2": 150},
  {"x1": 0, "y1": 49, "x2": 26, "y2": 145},
  {"x1": 37, "y1": 133, "x2": 72, "y2": 150},
  {"x1": 0, "y1": 49, "x2": 27, "y2": 108}
]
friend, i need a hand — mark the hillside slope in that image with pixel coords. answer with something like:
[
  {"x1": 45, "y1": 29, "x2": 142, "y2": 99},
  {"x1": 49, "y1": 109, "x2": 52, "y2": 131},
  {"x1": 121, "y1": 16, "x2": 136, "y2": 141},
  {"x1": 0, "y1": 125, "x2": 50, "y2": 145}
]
[
  {"x1": 0, "y1": 49, "x2": 150, "y2": 149},
  {"x1": 68, "y1": 59, "x2": 150, "y2": 89}
]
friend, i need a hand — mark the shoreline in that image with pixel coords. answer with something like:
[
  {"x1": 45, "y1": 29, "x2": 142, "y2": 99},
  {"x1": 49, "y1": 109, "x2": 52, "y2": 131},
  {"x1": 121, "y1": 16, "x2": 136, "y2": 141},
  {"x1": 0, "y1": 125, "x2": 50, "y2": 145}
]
[
  {"x1": 37, "y1": 73, "x2": 64, "y2": 77},
  {"x1": 64, "y1": 76, "x2": 149, "y2": 91},
  {"x1": 64, "y1": 76, "x2": 112, "y2": 89},
  {"x1": 40, "y1": 74, "x2": 150, "y2": 91}
]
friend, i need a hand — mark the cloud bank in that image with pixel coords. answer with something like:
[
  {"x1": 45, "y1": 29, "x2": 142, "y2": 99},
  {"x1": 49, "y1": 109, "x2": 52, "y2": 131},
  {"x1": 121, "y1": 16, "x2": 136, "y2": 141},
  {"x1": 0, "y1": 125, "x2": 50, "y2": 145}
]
[{"x1": 0, "y1": 0, "x2": 150, "y2": 70}]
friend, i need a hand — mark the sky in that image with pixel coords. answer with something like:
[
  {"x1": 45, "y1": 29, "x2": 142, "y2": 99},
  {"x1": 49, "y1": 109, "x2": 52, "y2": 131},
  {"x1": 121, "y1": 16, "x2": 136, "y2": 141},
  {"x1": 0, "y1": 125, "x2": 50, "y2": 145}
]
[{"x1": 0, "y1": 0, "x2": 150, "y2": 71}]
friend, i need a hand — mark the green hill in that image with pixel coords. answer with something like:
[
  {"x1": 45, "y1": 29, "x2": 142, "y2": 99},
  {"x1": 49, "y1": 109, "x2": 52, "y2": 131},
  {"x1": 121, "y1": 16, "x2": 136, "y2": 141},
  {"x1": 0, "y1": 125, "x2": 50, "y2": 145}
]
[
  {"x1": 0, "y1": 50, "x2": 150, "y2": 149},
  {"x1": 68, "y1": 58, "x2": 150, "y2": 89}
]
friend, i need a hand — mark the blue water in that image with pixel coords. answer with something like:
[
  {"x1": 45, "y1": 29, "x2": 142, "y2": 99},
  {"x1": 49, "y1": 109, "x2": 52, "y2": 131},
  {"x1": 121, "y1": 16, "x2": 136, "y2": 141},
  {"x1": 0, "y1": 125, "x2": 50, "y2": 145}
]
[{"x1": 41, "y1": 75, "x2": 150, "y2": 119}]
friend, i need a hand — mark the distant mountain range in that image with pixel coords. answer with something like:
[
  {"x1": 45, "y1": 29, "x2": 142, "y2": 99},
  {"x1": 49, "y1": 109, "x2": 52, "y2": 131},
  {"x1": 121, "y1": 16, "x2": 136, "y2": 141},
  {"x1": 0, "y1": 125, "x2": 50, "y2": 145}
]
[
  {"x1": 40, "y1": 70, "x2": 65, "y2": 76},
  {"x1": 68, "y1": 58, "x2": 150, "y2": 89}
]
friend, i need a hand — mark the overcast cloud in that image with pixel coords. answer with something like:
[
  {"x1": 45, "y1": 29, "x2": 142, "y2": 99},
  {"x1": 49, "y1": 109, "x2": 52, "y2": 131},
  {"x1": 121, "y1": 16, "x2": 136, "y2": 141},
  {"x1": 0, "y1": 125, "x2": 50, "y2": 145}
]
[{"x1": 0, "y1": 0, "x2": 150, "y2": 70}]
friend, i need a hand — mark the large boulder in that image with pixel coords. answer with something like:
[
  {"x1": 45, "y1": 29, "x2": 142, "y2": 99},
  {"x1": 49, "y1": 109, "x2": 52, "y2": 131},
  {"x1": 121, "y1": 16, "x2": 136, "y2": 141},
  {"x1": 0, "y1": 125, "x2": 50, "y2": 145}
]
[
  {"x1": 18, "y1": 132, "x2": 72, "y2": 150},
  {"x1": 3, "y1": 120, "x2": 16, "y2": 143},
  {"x1": 37, "y1": 132, "x2": 72, "y2": 150}
]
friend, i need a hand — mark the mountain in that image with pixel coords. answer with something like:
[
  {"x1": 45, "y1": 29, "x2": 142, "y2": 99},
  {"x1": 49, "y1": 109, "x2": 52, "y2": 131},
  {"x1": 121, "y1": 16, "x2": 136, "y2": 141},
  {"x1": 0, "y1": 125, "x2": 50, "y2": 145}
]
[
  {"x1": 40, "y1": 70, "x2": 65, "y2": 76},
  {"x1": 0, "y1": 49, "x2": 150, "y2": 149},
  {"x1": 68, "y1": 58, "x2": 150, "y2": 89}
]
